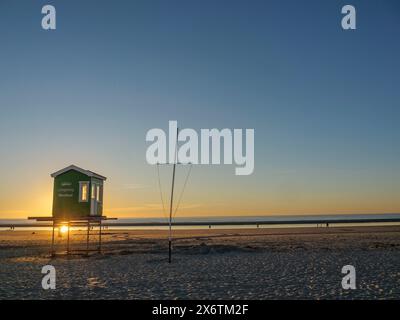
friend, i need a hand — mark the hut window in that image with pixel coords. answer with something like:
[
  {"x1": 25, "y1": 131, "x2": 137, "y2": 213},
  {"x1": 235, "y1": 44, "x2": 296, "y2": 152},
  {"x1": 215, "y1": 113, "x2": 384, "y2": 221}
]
[
  {"x1": 99, "y1": 185, "x2": 103, "y2": 203},
  {"x1": 91, "y1": 184, "x2": 96, "y2": 199},
  {"x1": 79, "y1": 182, "x2": 89, "y2": 202},
  {"x1": 96, "y1": 185, "x2": 101, "y2": 202}
]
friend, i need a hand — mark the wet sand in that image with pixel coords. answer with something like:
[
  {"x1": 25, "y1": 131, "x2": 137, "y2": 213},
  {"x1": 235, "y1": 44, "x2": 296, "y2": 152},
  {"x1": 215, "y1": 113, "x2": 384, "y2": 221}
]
[{"x1": 0, "y1": 226, "x2": 400, "y2": 299}]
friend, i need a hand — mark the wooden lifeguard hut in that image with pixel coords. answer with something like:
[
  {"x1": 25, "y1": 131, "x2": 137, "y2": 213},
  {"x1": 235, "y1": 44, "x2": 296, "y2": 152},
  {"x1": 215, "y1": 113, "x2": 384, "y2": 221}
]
[
  {"x1": 51, "y1": 164, "x2": 106, "y2": 219},
  {"x1": 29, "y1": 165, "x2": 115, "y2": 256}
]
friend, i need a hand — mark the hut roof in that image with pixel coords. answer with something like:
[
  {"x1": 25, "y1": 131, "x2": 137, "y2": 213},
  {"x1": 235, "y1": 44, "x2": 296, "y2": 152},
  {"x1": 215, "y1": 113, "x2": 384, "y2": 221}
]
[{"x1": 50, "y1": 165, "x2": 107, "y2": 180}]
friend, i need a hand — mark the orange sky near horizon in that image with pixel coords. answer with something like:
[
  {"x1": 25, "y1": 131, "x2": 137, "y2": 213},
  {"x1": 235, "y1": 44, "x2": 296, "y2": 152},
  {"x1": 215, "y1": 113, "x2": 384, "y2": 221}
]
[{"x1": 0, "y1": 164, "x2": 399, "y2": 220}]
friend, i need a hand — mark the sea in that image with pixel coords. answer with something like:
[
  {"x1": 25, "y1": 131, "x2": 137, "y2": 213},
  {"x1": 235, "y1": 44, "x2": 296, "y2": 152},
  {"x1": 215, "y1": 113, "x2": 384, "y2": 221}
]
[{"x1": 1, "y1": 213, "x2": 400, "y2": 230}]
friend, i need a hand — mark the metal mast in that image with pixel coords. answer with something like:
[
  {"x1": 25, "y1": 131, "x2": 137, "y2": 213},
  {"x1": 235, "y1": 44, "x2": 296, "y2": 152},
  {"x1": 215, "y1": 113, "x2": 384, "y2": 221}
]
[{"x1": 168, "y1": 127, "x2": 178, "y2": 263}]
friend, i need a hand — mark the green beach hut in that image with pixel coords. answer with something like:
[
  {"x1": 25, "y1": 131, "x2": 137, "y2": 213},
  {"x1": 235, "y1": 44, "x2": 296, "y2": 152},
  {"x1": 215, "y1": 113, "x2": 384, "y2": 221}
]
[{"x1": 51, "y1": 165, "x2": 106, "y2": 219}]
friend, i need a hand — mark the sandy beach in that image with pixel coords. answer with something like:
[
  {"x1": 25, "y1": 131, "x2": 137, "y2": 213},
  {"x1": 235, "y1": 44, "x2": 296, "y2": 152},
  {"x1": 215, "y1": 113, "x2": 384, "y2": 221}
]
[{"x1": 1, "y1": 226, "x2": 400, "y2": 299}]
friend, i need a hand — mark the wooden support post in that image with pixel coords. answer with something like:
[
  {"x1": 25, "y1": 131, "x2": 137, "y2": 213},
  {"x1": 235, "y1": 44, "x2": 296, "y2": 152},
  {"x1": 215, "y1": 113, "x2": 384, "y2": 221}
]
[
  {"x1": 98, "y1": 220, "x2": 102, "y2": 254},
  {"x1": 67, "y1": 222, "x2": 70, "y2": 254},
  {"x1": 86, "y1": 220, "x2": 90, "y2": 256},
  {"x1": 51, "y1": 221, "x2": 55, "y2": 257}
]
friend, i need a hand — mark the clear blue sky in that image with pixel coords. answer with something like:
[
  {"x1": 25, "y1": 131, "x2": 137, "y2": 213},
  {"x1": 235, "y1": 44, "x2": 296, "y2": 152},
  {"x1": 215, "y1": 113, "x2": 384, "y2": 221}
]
[{"x1": 0, "y1": 0, "x2": 399, "y2": 218}]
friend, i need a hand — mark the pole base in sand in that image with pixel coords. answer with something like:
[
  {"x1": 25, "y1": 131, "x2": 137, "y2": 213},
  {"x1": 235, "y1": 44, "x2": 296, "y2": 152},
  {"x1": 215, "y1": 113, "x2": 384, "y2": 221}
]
[{"x1": 168, "y1": 240, "x2": 172, "y2": 263}]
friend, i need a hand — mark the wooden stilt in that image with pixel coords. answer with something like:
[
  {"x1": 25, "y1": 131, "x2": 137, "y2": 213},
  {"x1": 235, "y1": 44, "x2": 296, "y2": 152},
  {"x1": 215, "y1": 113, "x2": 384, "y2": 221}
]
[
  {"x1": 51, "y1": 221, "x2": 55, "y2": 257},
  {"x1": 98, "y1": 220, "x2": 102, "y2": 254},
  {"x1": 86, "y1": 221, "x2": 90, "y2": 256},
  {"x1": 67, "y1": 222, "x2": 70, "y2": 254}
]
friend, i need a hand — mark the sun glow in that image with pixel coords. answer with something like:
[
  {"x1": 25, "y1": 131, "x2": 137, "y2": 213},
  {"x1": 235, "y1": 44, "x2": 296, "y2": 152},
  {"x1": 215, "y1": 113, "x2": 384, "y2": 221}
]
[{"x1": 60, "y1": 225, "x2": 69, "y2": 234}]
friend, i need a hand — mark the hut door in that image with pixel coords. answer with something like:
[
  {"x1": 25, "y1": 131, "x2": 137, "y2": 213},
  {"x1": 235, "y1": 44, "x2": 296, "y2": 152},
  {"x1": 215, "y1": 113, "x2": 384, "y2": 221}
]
[{"x1": 90, "y1": 184, "x2": 98, "y2": 216}]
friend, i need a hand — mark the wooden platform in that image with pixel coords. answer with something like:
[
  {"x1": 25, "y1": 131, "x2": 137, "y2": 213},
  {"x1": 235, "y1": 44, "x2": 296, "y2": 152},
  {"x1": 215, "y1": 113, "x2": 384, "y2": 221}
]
[{"x1": 28, "y1": 216, "x2": 117, "y2": 256}]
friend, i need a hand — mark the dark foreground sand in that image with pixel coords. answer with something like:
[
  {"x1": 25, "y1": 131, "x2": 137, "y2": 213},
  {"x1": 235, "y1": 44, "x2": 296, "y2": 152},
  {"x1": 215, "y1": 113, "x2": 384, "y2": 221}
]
[{"x1": 0, "y1": 226, "x2": 400, "y2": 299}]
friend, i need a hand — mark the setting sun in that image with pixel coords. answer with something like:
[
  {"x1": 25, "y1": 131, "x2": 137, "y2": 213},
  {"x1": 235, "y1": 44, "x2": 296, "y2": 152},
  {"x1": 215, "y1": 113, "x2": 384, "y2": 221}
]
[{"x1": 60, "y1": 225, "x2": 69, "y2": 234}]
